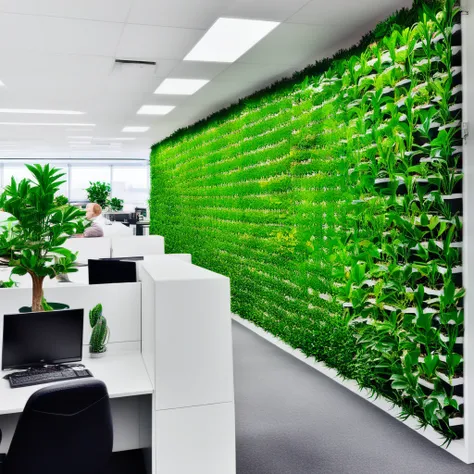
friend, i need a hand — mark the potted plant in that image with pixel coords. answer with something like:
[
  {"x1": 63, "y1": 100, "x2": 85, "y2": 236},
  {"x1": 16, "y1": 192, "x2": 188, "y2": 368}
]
[
  {"x1": 109, "y1": 197, "x2": 124, "y2": 212},
  {"x1": 85, "y1": 181, "x2": 111, "y2": 209},
  {"x1": 89, "y1": 303, "x2": 110, "y2": 357},
  {"x1": 54, "y1": 194, "x2": 69, "y2": 207},
  {"x1": 0, "y1": 164, "x2": 86, "y2": 311}
]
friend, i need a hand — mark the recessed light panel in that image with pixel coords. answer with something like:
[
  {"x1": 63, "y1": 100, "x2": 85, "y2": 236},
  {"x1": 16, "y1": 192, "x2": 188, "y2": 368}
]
[
  {"x1": 154, "y1": 78, "x2": 209, "y2": 95},
  {"x1": 0, "y1": 109, "x2": 84, "y2": 115},
  {"x1": 184, "y1": 18, "x2": 280, "y2": 63},
  {"x1": 123, "y1": 127, "x2": 149, "y2": 133},
  {"x1": 137, "y1": 105, "x2": 175, "y2": 115}
]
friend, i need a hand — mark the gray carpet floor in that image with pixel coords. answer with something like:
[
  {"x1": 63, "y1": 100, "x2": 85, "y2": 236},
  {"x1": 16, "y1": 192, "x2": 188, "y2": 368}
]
[{"x1": 233, "y1": 321, "x2": 474, "y2": 474}]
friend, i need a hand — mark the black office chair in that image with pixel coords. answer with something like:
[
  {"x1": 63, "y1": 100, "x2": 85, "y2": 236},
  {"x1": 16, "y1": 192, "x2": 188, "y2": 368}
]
[{"x1": 0, "y1": 379, "x2": 113, "y2": 474}]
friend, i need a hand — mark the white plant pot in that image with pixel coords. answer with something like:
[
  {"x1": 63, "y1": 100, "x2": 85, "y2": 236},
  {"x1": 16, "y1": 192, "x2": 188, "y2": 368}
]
[{"x1": 90, "y1": 351, "x2": 106, "y2": 359}]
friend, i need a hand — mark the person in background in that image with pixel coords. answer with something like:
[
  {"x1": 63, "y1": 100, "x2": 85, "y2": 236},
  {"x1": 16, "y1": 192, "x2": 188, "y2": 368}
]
[{"x1": 83, "y1": 202, "x2": 104, "y2": 238}]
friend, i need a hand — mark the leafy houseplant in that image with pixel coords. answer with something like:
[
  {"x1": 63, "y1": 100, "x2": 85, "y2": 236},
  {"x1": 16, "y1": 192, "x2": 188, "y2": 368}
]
[
  {"x1": 109, "y1": 197, "x2": 124, "y2": 212},
  {"x1": 54, "y1": 194, "x2": 69, "y2": 207},
  {"x1": 89, "y1": 303, "x2": 109, "y2": 357},
  {"x1": 85, "y1": 181, "x2": 111, "y2": 209},
  {"x1": 0, "y1": 164, "x2": 86, "y2": 312}
]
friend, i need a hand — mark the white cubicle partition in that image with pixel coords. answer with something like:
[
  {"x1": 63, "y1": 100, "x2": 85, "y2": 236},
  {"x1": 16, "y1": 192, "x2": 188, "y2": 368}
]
[
  {"x1": 112, "y1": 235, "x2": 165, "y2": 258},
  {"x1": 0, "y1": 282, "x2": 142, "y2": 365},
  {"x1": 0, "y1": 281, "x2": 147, "y2": 454},
  {"x1": 141, "y1": 257, "x2": 235, "y2": 474},
  {"x1": 64, "y1": 237, "x2": 111, "y2": 262}
]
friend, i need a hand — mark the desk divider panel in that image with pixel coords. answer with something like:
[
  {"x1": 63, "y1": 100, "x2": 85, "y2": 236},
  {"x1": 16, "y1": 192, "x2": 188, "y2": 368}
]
[
  {"x1": 63, "y1": 236, "x2": 112, "y2": 261},
  {"x1": 112, "y1": 235, "x2": 165, "y2": 258},
  {"x1": 140, "y1": 257, "x2": 236, "y2": 474},
  {"x1": 0, "y1": 282, "x2": 142, "y2": 366}
]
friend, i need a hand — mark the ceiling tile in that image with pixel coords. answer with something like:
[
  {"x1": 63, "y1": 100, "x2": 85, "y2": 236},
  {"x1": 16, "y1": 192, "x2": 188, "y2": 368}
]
[
  {"x1": 0, "y1": 0, "x2": 416, "y2": 158},
  {"x1": 213, "y1": 62, "x2": 297, "y2": 84},
  {"x1": 128, "y1": 0, "x2": 233, "y2": 29},
  {"x1": 0, "y1": 52, "x2": 113, "y2": 80},
  {"x1": 0, "y1": 13, "x2": 123, "y2": 56},
  {"x1": 225, "y1": 0, "x2": 311, "y2": 22},
  {"x1": 116, "y1": 24, "x2": 204, "y2": 61},
  {"x1": 289, "y1": 0, "x2": 412, "y2": 26},
  {"x1": 238, "y1": 23, "x2": 349, "y2": 66},
  {"x1": 167, "y1": 62, "x2": 230, "y2": 80},
  {"x1": 0, "y1": 0, "x2": 133, "y2": 22},
  {"x1": 185, "y1": 80, "x2": 263, "y2": 107}
]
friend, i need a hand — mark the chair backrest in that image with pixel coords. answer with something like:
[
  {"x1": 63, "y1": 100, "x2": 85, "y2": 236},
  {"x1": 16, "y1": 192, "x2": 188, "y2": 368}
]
[{"x1": 3, "y1": 379, "x2": 113, "y2": 474}]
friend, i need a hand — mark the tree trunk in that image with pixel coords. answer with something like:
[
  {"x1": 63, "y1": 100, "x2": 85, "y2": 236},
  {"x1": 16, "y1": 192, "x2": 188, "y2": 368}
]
[{"x1": 31, "y1": 274, "x2": 45, "y2": 312}]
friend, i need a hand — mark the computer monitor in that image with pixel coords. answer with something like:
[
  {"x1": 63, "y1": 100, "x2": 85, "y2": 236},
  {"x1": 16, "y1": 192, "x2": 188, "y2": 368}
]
[
  {"x1": 88, "y1": 259, "x2": 137, "y2": 285},
  {"x1": 2, "y1": 309, "x2": 84, "y2": 370},
  {"x1": 135, "y1": 207, "x2": 147, "y2": 219}
]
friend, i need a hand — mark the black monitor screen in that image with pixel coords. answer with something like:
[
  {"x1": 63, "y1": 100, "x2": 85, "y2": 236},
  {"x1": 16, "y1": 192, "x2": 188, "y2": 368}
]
[
  {"x1": 88, "y1": 259, "x2": 137, "y2": 285},
  {"x1": 2, "y1": 309, "x2": 84, "y2": 370}
]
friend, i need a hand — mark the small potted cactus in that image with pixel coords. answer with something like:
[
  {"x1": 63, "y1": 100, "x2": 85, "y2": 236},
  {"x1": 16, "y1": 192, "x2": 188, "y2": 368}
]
[{"x1": 89, "y1": 303, "x2": 110, "y2": 358}]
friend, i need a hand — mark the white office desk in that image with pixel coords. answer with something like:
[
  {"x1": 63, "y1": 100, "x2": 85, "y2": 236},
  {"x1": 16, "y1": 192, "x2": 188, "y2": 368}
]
[
  {"x1": 0, "y1": 352, "x2": 153, "y2": 455},
  {"x1": 0, "y1": 352, "x2": 152, "y2": 415}
]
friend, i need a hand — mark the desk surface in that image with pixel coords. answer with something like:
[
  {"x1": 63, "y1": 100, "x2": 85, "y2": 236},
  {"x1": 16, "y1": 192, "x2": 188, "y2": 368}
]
[{"x1": 0, "y1": 352, "x2": 153, "y2": 415}]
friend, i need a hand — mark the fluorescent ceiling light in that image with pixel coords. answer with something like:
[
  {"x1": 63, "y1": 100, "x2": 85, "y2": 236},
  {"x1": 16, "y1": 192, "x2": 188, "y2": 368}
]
[
  {"x1": 0, "y1": 108, "x2": 84, "y2": 115},
  {"x1": 137, "y1": 105, "x2": 175, "y2": 115},
  {"x1": 184, "y1": 18, "x2": 279, "y2": 63},
  {"x1": 0, "y1": 80, "x2": 4, "y2": 87},
  {"x1": 154, "y1": 78, "x2": 209, "y2": 95},
  {"x1": 123, "y1": 126, "x2": 149, "y2": 133},
  {"x1": 0, "y1": 122, "x2": 95, "y2": 127},
  {"x1": 69, "y1": 141, "x2": 91, "y2": 145},
  {"x1": 68, "y1": 136, "x2": 93, "y2": 139}
]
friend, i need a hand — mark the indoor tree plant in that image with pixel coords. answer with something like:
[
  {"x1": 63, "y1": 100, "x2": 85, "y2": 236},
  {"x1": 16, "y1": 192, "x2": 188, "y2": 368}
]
[{"x1": 0, "y1": 164, "x2": 86, "y2": 312}]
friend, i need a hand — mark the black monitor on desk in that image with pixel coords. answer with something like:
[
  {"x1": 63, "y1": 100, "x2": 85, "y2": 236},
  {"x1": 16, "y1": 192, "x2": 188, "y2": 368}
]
[
  {"x1": 2, "y1": 309, "x2": 84, "y2": 370},
  {"x1": 88, "y1": 258, "x2": 137, "y2": 285}
]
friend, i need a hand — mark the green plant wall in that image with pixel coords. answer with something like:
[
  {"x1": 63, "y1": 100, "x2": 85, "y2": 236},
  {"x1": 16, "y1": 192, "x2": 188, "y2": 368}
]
[{"x1": 150, "y1": 0, "x2": 463, "y2": 440}]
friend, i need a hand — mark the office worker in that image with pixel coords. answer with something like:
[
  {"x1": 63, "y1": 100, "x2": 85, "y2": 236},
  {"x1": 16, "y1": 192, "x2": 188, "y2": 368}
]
[{"x1": 82, "y1": 203, "x2": 104, "y2": 238}]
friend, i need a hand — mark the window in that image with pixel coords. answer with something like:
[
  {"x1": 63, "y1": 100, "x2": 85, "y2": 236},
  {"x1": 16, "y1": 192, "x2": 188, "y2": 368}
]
[
  {"x1": 0, "y1": 162, "x2": 149, "y2": 208},
  {"x1": 70, "y1": 166, "x2": 111, "y2": 202},
  {"x1": 112, "y1": 166, "x2": 149, "y2": 208},
  {"x1": 3, "y1": 165, "x2": 68, "y2": 196}
]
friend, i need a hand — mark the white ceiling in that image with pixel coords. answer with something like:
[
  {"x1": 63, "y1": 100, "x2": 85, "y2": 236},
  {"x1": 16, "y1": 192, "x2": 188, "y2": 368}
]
[{"x1": 0, "y1": 0, "x2": 412, "y2": 159}]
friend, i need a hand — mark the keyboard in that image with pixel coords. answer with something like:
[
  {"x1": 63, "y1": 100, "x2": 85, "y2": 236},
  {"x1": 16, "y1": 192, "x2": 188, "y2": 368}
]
[{"x1": 6, "y1": 365, "x2": 93, "y2": 388}]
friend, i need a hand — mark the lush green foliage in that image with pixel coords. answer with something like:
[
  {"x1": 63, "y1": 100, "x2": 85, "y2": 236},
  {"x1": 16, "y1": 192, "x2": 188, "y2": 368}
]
[
  {"x1": 109, "y1": 197, "x2": 124, "y2": 211},
  {"x1": 0, "y1": 164, "x2": 86, "y2": 311},
  {"x1": 54, "y1": 194, "x2": 69, "y2": 207},
  {"x1": 150, "y1": 1, "x2": 462, "y2": 439},
  {"x1": 85, "y1": 181, "x2": 111, "y2": 208},
  {"x1": 85, "y1": 181, "x2": 124, "y2": 212}
]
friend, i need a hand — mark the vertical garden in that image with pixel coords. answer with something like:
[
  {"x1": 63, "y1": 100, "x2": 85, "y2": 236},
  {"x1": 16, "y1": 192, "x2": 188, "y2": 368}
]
[{"x1": 150, "y1": 0, "x2": 463, "y2": 440}]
